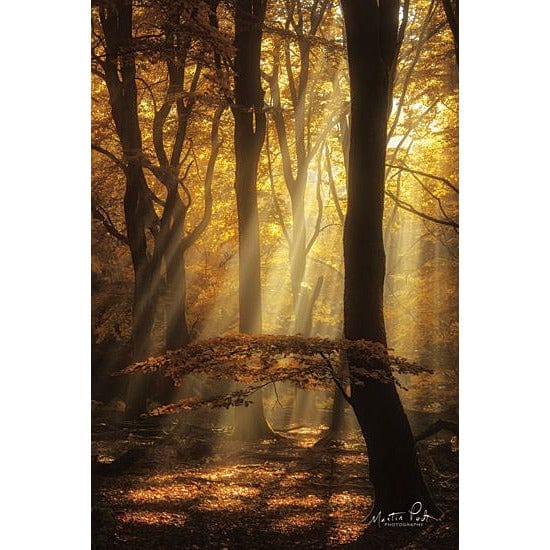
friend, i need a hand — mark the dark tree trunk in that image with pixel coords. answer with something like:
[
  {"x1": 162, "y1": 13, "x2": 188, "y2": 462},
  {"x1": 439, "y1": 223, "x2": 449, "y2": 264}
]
[
  {"x1": 124, "y1": 166, "x2": 155, "y2": 362},
  {"x1": 99, "y1": 0, "x2": 158, "y2": 418},
  {"x1": 232, "y1": 0, "x2": 275, "y2": 440},
  {"x1": 165, "y1": 245, "x2": 190, "y2": 351},
  {"x1": 233, "y1": 0, "x2": 267, "y2": 335},
  {"x1": 163, "y1": 192, "x2": 191, "y2": 351},
  {"x1": 314, "y1": 386, "x2": 347, "y2": 448},
  {"x1": 340, "y1": 0, "x2": 438, "y2": 518},
  {"x1": 330, "y1": 387, "x2": 346, "y2": 435}
]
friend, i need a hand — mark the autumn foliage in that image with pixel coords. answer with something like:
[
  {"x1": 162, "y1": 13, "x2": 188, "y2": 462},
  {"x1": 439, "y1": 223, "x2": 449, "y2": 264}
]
[{"x1": 117, "y1": 334, "x2": 432, "y2": 414}]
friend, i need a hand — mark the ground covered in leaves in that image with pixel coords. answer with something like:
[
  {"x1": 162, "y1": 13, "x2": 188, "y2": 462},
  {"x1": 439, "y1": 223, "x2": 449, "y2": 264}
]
[{"x1": 92, "y1": 407, "x2": 458, "y2": 549}]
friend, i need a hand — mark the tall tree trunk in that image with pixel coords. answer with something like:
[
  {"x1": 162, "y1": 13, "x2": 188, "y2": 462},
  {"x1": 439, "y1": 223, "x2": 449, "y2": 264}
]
[
  {"x1": 99, "y1": 0, "x2": 158, "y2": 417},
  {"x1": 232, "y1": 0, "x2": 274, "y2": 440},
  {"x1": 124, "y1": 181, "x2": 154, "y2": 417},
  {"x1": 340, "y1": 0, "x2": 438, "y2": 518},
  {"x1": 233, "y1": 0, "x2": 266, "y2": 334}
]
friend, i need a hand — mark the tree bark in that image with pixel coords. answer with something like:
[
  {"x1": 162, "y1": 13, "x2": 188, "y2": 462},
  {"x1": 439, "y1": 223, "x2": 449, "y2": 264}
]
[
  {"x1": 163, "y1": 191, "x2": 191, "y2": 351},
  {"x1": 96, "y1": 1, "x2": 223, "y2": 415},
  {"x1": 232, "y1": 0, "x2": 275, "y2": 440},
  {"x1": 340, "y1": 0, "x2": 438, "y2": 518},
  {"x1": 233, "y1": 0, "x2": 267, "y2": 335},
  {"x1": 98, "y1": 0, "x2": 158, "y2": 417}
]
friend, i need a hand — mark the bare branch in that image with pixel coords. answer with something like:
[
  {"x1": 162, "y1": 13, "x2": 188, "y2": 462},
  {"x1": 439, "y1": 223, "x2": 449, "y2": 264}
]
[
  {"x1": 386, "y1": 162, "x2": 458, "y2": 194},
  {"x1": 320, "y1": 351, "x2": 352, "y2": 406},
  {"x1": 179, "y1": 162, "x2": 194, "y2": 209},
  {"x1": 266, "y1": 123, "x2": 291, "y2": 246},
  {"x1": 388, "y1": 0, "x2": 436, "y2": 140},
  {"x1": 305, "y1": 152, "x2": 324, "y2": 256},
  {"x1": 183, "y1": 105, "x2": 225, "y2": 249},
  {"x1": 136, "y1": 76, "x2": 158, "y2": 114},
  {"x1": 91, "y1": 143, "x2": 126, "y2": 173},
  {"x1": 385, "y1": 189, "x2": 458, "y2": 228},
  {"x1": 92, "y1": 203, "x2": 128, "y2": 245},
  {"x1": 325, "y1": 144, "x2": 344, "y2": 224}
]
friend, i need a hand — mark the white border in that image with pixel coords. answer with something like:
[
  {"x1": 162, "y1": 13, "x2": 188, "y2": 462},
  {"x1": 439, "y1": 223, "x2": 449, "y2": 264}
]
[{"x1": 2, "y1": 0, "x2": 90, "y2": 547}]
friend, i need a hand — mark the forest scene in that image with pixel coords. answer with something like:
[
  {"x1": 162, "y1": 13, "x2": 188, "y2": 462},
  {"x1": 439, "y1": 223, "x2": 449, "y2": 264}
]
[{"x1": 91, "y1": 0, "x2": 459, "y2": 547}]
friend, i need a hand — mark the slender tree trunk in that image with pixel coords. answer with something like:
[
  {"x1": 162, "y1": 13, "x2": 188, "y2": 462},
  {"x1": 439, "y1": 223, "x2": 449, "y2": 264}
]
[
  {"x1": 341, "y1": 0, "x2": 438, "y2": 517},
  {"x1": 267, "y1": 14, "x2": 326, "y2": 337},
  {"x1": 314, "y1": 348, "x2": 349, "y2": 447},
  {"x1": 124, "y1": 165, "x2": 155, "y2": 362},
  {"x1": 123, "y1": 162, "x2": 155, "y2": 418},
  {"x1": 289, "y1": 179, "x2": 308, "y2": 334}
]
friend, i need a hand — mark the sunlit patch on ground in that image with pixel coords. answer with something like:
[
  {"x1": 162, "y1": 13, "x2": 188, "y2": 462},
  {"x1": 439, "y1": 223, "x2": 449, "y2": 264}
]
[
  {"x1": 287, "y1": 426, "x2": 326, "y2": 448},
  {"x1": 197, "y1": 484, "x2": 261, "y2": 512},
  {"x1": 119, "y1": 510, "x2": 187, "y2": 527},
  {"x1": 146, "y1": 472, "x2": 181, "y2": 484},
  {"x1": 202, "y1": 466, "x2": 238, "y2": 480},
  {"x1": 333, "y1": 452, "x2": 368, "y2": 466},
  {"x1": 279, "y1": 471, "x2": 311, "y2": 488},
  {"x1": 329, "y1": 491, "x2": 372, "y2": 510},
  {"x1": 327, "y1": 522, "x2": 368, "y2": 546},
  {"x1": 326, "y1": 492, "x2": 372, "y2": 544},
  {"x1": 267, "y1": 494, "x2": 324, "y2": 509},
  {"x1": 126, "y1": 482, "x2": 201, "y2": 504}
]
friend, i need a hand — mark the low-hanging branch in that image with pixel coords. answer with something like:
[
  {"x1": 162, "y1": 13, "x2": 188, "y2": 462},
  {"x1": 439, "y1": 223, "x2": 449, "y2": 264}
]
[{"x1": 116, "y1": 334, "x2": 433, "y2": 415}]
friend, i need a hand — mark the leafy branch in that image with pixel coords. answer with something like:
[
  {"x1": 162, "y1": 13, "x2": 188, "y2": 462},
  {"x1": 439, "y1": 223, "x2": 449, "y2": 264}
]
[{"x1": 116, "y1": 334, "x2": 433, "y2": 415}]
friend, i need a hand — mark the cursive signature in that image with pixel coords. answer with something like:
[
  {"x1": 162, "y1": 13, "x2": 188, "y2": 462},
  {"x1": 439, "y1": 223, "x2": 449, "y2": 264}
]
[{"x1": 370, "y1": 501, "x2": 439, "y2": 528}]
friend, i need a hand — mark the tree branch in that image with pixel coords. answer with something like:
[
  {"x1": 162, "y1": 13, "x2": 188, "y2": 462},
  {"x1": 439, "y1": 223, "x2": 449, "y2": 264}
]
[
  {"x1": 385, "y1": 189, "x2": 458, "y2": 228},
  {"x1": 183, "y1": 105, "x2": 225, "y2": 249},
  {"x1": 91, "y1": 143, "x2": 126, "y2": 173},
  {"x1": 92, "y1": 203, "x2": 128, "y2": 245},
  {"x1": 320, "y1": 351, "x2": 352, "y2": 405},
  {"x1": 415, "y1": 419, "x2": 458, "y2": 442},
  {"x1": 305, "y1": 151, "x2": 324, "y2": 256},
  {"x1": 266, "y1": 123, "x2": 291, "y2": 246},
  {"x1": 325, "y1": 144, "x2": 344, "y2": 224},
  {"x1": 386, "y1": 162, "x2": 458, "y2": 194}
]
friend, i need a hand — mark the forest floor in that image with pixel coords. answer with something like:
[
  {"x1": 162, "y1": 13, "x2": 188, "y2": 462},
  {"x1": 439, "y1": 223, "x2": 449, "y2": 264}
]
[{"x1": 92, "y1": 408, "x2": 458, "y2": 549}]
